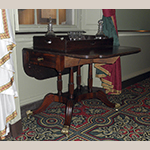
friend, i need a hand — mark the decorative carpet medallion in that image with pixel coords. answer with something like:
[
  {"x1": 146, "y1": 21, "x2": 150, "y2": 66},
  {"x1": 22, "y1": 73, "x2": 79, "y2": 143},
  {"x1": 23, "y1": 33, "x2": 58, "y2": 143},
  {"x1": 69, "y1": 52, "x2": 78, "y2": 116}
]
[{"x1": 5, "y1": 78, "x2": 150, "y2": 141}]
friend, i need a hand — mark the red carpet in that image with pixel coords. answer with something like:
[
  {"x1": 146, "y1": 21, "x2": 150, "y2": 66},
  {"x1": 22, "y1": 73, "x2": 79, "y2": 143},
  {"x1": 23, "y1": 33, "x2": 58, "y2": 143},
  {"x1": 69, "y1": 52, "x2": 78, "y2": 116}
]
[{"x1": 5, "y1": 77, "x2": 150, "y2": 141}]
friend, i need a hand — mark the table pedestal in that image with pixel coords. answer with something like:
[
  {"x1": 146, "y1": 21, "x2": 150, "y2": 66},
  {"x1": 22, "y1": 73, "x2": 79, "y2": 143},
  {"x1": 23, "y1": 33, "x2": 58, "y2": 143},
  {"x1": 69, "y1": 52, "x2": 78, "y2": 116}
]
[{"x1": 26, "y1": 64, "x2": 120, "y2": 137}]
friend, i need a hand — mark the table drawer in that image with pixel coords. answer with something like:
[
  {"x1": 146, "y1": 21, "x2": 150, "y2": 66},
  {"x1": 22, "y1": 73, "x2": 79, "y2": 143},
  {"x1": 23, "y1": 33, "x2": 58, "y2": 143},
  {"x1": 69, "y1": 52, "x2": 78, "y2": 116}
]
[
  {"x1": 23, "y1": 48, "x2": 78, "y2": 79},
  {"x1": 29, "y1": 51, "x2": 58, "y2": 69}
]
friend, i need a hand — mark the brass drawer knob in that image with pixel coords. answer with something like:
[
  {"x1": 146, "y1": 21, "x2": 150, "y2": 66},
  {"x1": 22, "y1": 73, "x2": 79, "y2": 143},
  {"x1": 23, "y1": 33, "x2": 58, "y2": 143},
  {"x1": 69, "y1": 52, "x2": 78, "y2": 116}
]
[{"x1": 37, "y1": 57, "x2": 44, "y2": 62}]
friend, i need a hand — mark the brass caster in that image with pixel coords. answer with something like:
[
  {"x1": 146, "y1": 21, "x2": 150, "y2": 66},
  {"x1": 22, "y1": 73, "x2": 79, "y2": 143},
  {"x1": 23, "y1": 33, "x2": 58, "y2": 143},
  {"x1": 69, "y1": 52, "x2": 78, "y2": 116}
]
[
  {"x1": 26, "y1": 110, "x2": 33, "y2": 119},
  {"x1": 61, "y1": 125, "x2": 69, "y2": 138},
  {"x1": 115, "y1": 103, "x2": 120, "y2": 111}
]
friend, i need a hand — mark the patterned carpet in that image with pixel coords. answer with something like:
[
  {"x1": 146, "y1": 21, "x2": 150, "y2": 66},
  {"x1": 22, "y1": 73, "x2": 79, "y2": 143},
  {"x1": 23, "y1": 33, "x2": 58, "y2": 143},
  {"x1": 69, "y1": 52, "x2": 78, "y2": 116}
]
[{"x1": 5, "y1": 77, "x2": 150, "y2": 141}]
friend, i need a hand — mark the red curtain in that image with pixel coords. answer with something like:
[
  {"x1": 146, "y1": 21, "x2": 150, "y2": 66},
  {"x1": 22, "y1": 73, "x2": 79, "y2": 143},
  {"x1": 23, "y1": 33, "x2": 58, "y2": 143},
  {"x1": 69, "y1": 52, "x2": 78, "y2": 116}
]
[
  {"x1": 95, "y1": 9, "x2": 122, "y2": 95},
  {"x1": 102, "y1": 9, "x2": 118, "y2": 35}
]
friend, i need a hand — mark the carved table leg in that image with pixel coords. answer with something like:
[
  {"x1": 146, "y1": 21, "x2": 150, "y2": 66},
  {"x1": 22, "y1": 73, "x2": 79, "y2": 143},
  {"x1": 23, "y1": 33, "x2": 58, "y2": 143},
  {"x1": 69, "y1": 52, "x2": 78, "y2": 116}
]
[
  {"x1": 26, "y1": 93, "x2": 59, "y2": 119},
  {"x1": 57, "y1": 71, "x2": 62, "y2": 96},
  {"x1": 26, "y1": 93, "x2": 69, "y2": 119},
  {"x1": 26, "y1": 71, "x2": 64, "y2": 119},
  {"x1": 61, "y1": 67, "x2": 75, "y2": 137},
  {"x1": 95, "y1": 90, "x2": 115, "y2": 108},
  {"x1": 69, "y1": 67, "x2": 74, "y2": 99},
  {"x1": 95, "y1": 90, "x2": 120, "y2": 110},
  {"x1": 61, "y1": 100, "x2": 74, "y2": 138},
  {"x1": 87, "y1": 63, "x2": 120, "y2": 110},
  {"x1": 88, "y1": 63, "x2": 93, "y2": 93},
  {"x1": 77, "y1": 66, "x2": 81, "y2": 90},
  {"x1": 75, "y1": 88, "x2": 120, "y2": 112}
]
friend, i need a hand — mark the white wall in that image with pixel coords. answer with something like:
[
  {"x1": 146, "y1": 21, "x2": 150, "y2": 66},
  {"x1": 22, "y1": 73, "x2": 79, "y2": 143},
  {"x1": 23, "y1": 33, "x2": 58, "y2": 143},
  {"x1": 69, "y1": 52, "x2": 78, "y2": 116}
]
[{"x1": 119, "y1": 32, "x2": 150, "y2": 81}]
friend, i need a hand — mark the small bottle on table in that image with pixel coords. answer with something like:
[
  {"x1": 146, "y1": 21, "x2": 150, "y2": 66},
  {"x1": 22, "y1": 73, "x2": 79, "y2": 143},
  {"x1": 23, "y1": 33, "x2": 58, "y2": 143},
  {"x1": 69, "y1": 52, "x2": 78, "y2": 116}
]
[
  {"x1": 95, "y1": 19, "x2": 107, "y2": 39},
  {"x1": 45, "y1": 17, "x2": 55, "y2": 37}
]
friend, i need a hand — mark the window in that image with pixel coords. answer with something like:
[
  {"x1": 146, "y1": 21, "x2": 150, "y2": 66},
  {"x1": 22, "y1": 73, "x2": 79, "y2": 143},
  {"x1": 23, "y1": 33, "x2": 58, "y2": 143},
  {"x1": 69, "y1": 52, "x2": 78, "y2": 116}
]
[{"x1": 18, "y1": 9, "x2": 80, "y2": 32}]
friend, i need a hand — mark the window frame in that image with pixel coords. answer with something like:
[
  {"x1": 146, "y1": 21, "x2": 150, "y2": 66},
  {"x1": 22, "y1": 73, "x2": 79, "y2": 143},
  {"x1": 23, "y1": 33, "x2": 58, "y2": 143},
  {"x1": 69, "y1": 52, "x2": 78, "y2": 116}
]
[{"x1": 17, "y1": 9, "x2": 82, "y2": 33}]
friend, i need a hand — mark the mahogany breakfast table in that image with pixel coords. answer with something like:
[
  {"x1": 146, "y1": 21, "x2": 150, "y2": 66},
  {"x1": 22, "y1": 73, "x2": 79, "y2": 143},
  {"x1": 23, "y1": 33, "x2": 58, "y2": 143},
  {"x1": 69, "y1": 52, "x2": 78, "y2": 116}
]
[{"x1": 23, "y1": 45, "x2": 141, "y2": 137}]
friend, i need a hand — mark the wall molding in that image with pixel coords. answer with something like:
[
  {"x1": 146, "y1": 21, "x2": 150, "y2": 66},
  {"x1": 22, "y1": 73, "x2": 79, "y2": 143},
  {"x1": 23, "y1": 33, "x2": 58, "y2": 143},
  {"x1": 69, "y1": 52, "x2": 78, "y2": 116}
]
[
  {"x1": 122, "y1": 67, "x2": 150, "y2": 81},
  {"x1": 118, "y1": 31, "x2": 150, "y2": 37}
]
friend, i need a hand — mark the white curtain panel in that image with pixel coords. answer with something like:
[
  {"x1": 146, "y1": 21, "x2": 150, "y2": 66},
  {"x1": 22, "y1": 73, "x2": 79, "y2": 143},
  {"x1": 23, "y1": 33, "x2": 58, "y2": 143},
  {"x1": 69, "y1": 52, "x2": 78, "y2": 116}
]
[{"x1": 0, "y1": 9, "x2": 18, "y2": 140}]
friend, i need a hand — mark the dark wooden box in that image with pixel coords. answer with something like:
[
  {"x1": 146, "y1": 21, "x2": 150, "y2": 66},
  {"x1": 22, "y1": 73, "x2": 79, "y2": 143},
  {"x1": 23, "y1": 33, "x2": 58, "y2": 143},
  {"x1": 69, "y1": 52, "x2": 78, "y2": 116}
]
[{"x1": 33, "y1": 35, "x2": 113, "y2": 52}]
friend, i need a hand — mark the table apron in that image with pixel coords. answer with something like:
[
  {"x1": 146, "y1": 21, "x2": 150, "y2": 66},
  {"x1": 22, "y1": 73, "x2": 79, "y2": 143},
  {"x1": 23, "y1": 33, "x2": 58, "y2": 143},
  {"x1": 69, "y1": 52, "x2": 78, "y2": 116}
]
[{"x1": 64, "y1": 56, "x2": 119, "y2": 68}]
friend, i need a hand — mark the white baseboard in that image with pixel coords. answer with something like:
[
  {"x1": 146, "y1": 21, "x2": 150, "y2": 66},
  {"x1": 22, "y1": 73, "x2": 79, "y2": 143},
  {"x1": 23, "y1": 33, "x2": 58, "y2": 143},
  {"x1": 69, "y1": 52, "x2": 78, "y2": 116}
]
[{"x1": 122, "y1": 67, "x2": 150, "y2": 81}]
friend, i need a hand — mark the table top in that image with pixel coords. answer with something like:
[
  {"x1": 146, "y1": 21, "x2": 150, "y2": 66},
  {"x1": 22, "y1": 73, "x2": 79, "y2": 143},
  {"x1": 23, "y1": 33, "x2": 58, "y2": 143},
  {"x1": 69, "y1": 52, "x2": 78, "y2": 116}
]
[{"x1": 24, "y1": 46, "x2": 141, "y2": 59}]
